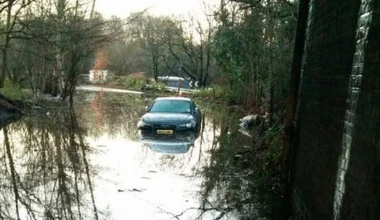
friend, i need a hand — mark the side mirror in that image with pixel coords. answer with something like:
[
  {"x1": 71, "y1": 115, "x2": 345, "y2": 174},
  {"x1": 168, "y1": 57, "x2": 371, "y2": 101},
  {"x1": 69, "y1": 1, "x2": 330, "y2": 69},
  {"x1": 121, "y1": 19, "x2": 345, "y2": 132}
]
[{"x1": 145, "y1": 106, "x2": 149, "y2": 112}]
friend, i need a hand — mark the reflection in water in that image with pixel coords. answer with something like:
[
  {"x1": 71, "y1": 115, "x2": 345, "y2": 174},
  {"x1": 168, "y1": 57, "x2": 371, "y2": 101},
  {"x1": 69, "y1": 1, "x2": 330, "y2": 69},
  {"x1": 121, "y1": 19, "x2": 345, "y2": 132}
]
[
  {"x1": 75, "y1": 92, "x2": 146, "y2": 141},
  {"x1": 0, "y1": 92, "x2": 280, "y2": 220},
  {"x1": 0, "y1": 104, "x2": 100, "y2": 220},
  {"x1": 139, "y1": 130, "x2": 199, "y2": 154},
  {"x1": 198, "y1": 106, "x2": 284, "y2": 220}
]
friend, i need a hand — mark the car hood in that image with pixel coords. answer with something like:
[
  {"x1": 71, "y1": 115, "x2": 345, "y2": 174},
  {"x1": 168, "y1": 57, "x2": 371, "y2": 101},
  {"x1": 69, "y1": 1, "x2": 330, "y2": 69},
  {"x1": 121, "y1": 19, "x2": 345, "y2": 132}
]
[{"x1": 141, "y1": 112, "x2": 194, "y2": 123}]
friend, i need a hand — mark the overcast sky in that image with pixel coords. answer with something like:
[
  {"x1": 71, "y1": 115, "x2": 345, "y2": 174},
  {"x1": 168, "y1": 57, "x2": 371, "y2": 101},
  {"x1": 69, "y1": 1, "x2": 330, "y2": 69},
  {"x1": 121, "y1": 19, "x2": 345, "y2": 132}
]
[{"x1": 95, "y1": 0, "x2": 219, "y2": 18}]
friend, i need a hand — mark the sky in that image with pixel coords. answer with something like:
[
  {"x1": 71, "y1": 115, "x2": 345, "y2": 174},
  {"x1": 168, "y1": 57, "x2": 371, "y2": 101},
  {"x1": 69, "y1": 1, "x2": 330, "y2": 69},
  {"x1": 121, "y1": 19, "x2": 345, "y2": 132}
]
[{"x1": 95, "y1": 0, "x2": 219, "y2": 19}]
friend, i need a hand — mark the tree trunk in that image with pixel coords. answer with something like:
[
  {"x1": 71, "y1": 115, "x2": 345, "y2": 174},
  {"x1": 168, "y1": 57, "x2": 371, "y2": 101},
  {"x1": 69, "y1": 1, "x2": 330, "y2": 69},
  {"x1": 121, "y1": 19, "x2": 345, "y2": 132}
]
[
  {"x1": 0, "y1": 2, "x2": 13, "y2": 88},
  {"x1": 55, "y1": 0, "x2": 67, "y2": 98},
  {"x1": 90, "y1": 0, "x2": 96, "y2": 20}
]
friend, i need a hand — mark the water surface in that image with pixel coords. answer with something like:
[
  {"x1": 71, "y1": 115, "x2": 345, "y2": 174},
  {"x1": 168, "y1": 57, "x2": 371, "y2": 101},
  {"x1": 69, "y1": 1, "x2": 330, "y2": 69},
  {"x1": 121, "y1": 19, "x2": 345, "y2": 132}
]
[{"x1": 0, "y1": 91, "x2": 276, "y2": 220}]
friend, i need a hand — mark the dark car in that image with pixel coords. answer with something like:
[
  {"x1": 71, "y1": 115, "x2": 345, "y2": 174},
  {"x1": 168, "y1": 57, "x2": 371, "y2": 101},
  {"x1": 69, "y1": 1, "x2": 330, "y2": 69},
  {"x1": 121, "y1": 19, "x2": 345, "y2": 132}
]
[
  {"x1": 139, "y1": 130, "x2": 199, "y2": 154},
  {"x1": 137, "y1": 97, "x2": 201, "y2": 134}
]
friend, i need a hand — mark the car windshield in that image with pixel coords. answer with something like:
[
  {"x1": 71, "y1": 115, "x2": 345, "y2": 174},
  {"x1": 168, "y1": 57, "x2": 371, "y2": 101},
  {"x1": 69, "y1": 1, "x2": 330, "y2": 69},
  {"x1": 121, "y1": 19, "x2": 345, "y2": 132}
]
[{"x1": 150, "y1": 100, "x2": 191, "y2": 113}]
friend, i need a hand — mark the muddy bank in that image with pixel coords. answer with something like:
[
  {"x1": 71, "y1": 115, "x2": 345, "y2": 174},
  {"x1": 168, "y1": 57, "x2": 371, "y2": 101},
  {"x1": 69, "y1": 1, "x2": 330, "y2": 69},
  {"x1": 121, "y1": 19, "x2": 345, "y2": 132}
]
[{"x1": 0, "y1": 93, "x2": 23, "y2": 118}]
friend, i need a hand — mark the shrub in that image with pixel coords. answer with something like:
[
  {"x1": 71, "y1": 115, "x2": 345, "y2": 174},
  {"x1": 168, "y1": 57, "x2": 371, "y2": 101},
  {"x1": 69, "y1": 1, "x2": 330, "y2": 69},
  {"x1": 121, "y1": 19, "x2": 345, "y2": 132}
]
[
  {"x1": 0, "y1": 78, "x2": 31, "y2": 100},
  {"x1": 120, "y1": 76, "x2": 146, "y2": 90}
]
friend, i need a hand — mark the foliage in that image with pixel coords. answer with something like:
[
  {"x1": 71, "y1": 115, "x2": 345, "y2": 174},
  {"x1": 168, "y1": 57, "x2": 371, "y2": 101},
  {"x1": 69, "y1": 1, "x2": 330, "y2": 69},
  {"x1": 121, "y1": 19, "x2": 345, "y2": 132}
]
[
  {"x1": 0, "y1": 0, "x2": 297, "y2": 114},
  {"x1": 0, "y1": 78, "x2": 31, "y2": 100},
  {"x1": 103, "y1": 11, "x2": 219, "y2": 88},
  {"x1": 213, "y1": 0, "x2": 298, "y2": 108},
  {"x1": 107, "y1": 75, "x2": 166, "y2": 92},
  {"x1": 120, "y1": 76, "x2": 147, "y2": 90},
  {"x1": 200, "y1": 122, "x2": 286, "y2": 219},
  {"x1": 102, "y1": 0, "x2": 297, "y2": 111},
  {"x1": 0, "y1": 0, "x2": 120, "y2": 103},
  {"x1": 104, "y1": 39, "x2": 144, "y2": 75},
  {"x1": 122, "y1": 13, "x2": 180, "y2": 81},
  {"x1": 190, "y1": 85, "x2": 230, "y2": 101}
]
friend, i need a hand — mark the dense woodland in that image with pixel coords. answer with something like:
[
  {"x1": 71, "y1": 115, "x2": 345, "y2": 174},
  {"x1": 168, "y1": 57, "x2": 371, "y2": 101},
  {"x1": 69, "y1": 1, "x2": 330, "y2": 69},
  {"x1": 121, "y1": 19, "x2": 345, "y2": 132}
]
[{"x1": 0, "y1": 0, "x2": 297, "y2": 110}]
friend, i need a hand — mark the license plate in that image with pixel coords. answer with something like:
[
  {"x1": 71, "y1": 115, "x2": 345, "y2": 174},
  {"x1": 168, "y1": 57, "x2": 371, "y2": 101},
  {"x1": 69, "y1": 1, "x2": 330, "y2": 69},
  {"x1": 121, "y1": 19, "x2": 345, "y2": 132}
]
[{"x1": 156, "y1": 129, "x2": 173, "y2": 135}]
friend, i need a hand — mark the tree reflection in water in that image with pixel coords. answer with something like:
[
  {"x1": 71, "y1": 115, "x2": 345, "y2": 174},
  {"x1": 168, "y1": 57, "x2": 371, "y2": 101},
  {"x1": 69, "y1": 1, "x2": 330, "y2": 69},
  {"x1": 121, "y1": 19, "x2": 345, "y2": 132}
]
[
  {"x1": 0, "y1": 95, "x2": 283, "y2": 220},
  {"x1": 198, "y1": 106, "x2": 284, "y2": 220},
  {"x1": 75, "y1": 92, "x2": 147, "y2": 141},
  {"x1": 0, "y1": 104, "x2": 101, "y2": 220}
]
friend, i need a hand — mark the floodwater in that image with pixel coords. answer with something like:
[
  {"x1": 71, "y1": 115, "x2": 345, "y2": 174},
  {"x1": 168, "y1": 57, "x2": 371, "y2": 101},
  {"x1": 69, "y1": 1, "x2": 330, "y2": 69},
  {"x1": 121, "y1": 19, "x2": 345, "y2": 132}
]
[{"x1": 0, "y1": 91, "x2": 280, "y2": 220}]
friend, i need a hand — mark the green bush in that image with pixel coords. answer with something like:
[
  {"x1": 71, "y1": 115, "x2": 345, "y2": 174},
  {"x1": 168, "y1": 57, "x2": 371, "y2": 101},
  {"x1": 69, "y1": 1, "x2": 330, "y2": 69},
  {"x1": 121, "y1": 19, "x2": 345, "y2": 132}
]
[
  {"x1": 0, "y1": 78, "x2": 30, "y2": 100},
  {"x1": 119, "y1": 76, "x2": 147, "y2": 90}
]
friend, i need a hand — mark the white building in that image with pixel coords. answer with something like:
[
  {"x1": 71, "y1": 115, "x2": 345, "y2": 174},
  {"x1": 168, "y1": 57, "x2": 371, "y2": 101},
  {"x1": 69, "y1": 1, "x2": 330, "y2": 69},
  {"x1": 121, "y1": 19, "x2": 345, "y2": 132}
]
[{"x1": 89, "y1": 70, "x2": 110, "y2": 82}]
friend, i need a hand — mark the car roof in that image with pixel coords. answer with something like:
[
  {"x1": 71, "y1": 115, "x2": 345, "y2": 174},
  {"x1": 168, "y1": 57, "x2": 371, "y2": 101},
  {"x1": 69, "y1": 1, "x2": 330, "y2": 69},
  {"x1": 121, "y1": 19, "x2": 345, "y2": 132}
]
[{"x1": 155, "y1": 96, "x2": 192, "y2": 102}]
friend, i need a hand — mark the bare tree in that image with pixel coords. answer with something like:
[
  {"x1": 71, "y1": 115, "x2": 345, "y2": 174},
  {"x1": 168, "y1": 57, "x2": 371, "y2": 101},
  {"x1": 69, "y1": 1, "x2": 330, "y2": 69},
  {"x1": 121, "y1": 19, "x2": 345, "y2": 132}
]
[
  {"x1": 0, "y1": 0, "x2": 35, "y2": 88},
  {"x1": 6, "y1": 0, "x2": 120, "y2": 102},
  {"x1": 126, "y1": 13, "x2": 179, "y2": 81},
  {"x1": 167, "y1": 11, "x2": 216, "y2": 87}
]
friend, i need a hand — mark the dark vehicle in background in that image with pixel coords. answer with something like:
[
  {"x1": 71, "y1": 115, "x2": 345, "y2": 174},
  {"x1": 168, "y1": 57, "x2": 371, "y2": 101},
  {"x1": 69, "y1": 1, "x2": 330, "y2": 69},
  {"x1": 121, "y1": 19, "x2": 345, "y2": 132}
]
[
  {"x1": 139, "y1": 130, "x2": 199, "y2": 154},
  {"x1": 137, "y1": 97, "x2": 201, "y2": 134}
]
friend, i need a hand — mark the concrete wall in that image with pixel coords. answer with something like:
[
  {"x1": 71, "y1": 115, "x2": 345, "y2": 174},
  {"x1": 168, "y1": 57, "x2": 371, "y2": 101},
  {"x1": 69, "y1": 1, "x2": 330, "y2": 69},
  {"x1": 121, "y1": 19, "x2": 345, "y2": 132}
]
[{"x1": 291, "y1": 0, "x2": 379, "y2": 219}]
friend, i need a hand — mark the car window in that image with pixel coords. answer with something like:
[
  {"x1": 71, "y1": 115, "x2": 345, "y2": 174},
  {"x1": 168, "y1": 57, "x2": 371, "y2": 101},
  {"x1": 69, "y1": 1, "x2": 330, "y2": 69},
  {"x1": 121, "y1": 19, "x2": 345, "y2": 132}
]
[{"x1": 150, "y1": 100, "x2": 191, "y2": 113}]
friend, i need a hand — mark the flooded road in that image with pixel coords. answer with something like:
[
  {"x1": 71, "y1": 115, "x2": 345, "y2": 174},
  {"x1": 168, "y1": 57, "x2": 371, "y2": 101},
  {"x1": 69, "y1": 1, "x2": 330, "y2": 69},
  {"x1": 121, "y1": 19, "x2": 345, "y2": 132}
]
[
  {"x1": 76, "y1": 85, "x2": 144, "y2": 95},
  {"x1": 0, "y1": 91, "x2": 283, "y2": 220}
]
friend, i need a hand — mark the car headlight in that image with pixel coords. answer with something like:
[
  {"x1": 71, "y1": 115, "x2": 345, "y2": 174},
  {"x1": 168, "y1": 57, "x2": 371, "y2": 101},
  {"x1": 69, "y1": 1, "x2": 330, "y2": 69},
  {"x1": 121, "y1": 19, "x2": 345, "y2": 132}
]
[
  {"x1": 179, "y1": 120, "x2": 196, "y2": 128},
  {"x1": 180, "y1": 122, "x2": 193, "y2": 128},
  {"x1": 138, "y1": 120, "x2": 151, "y2": 128}
]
